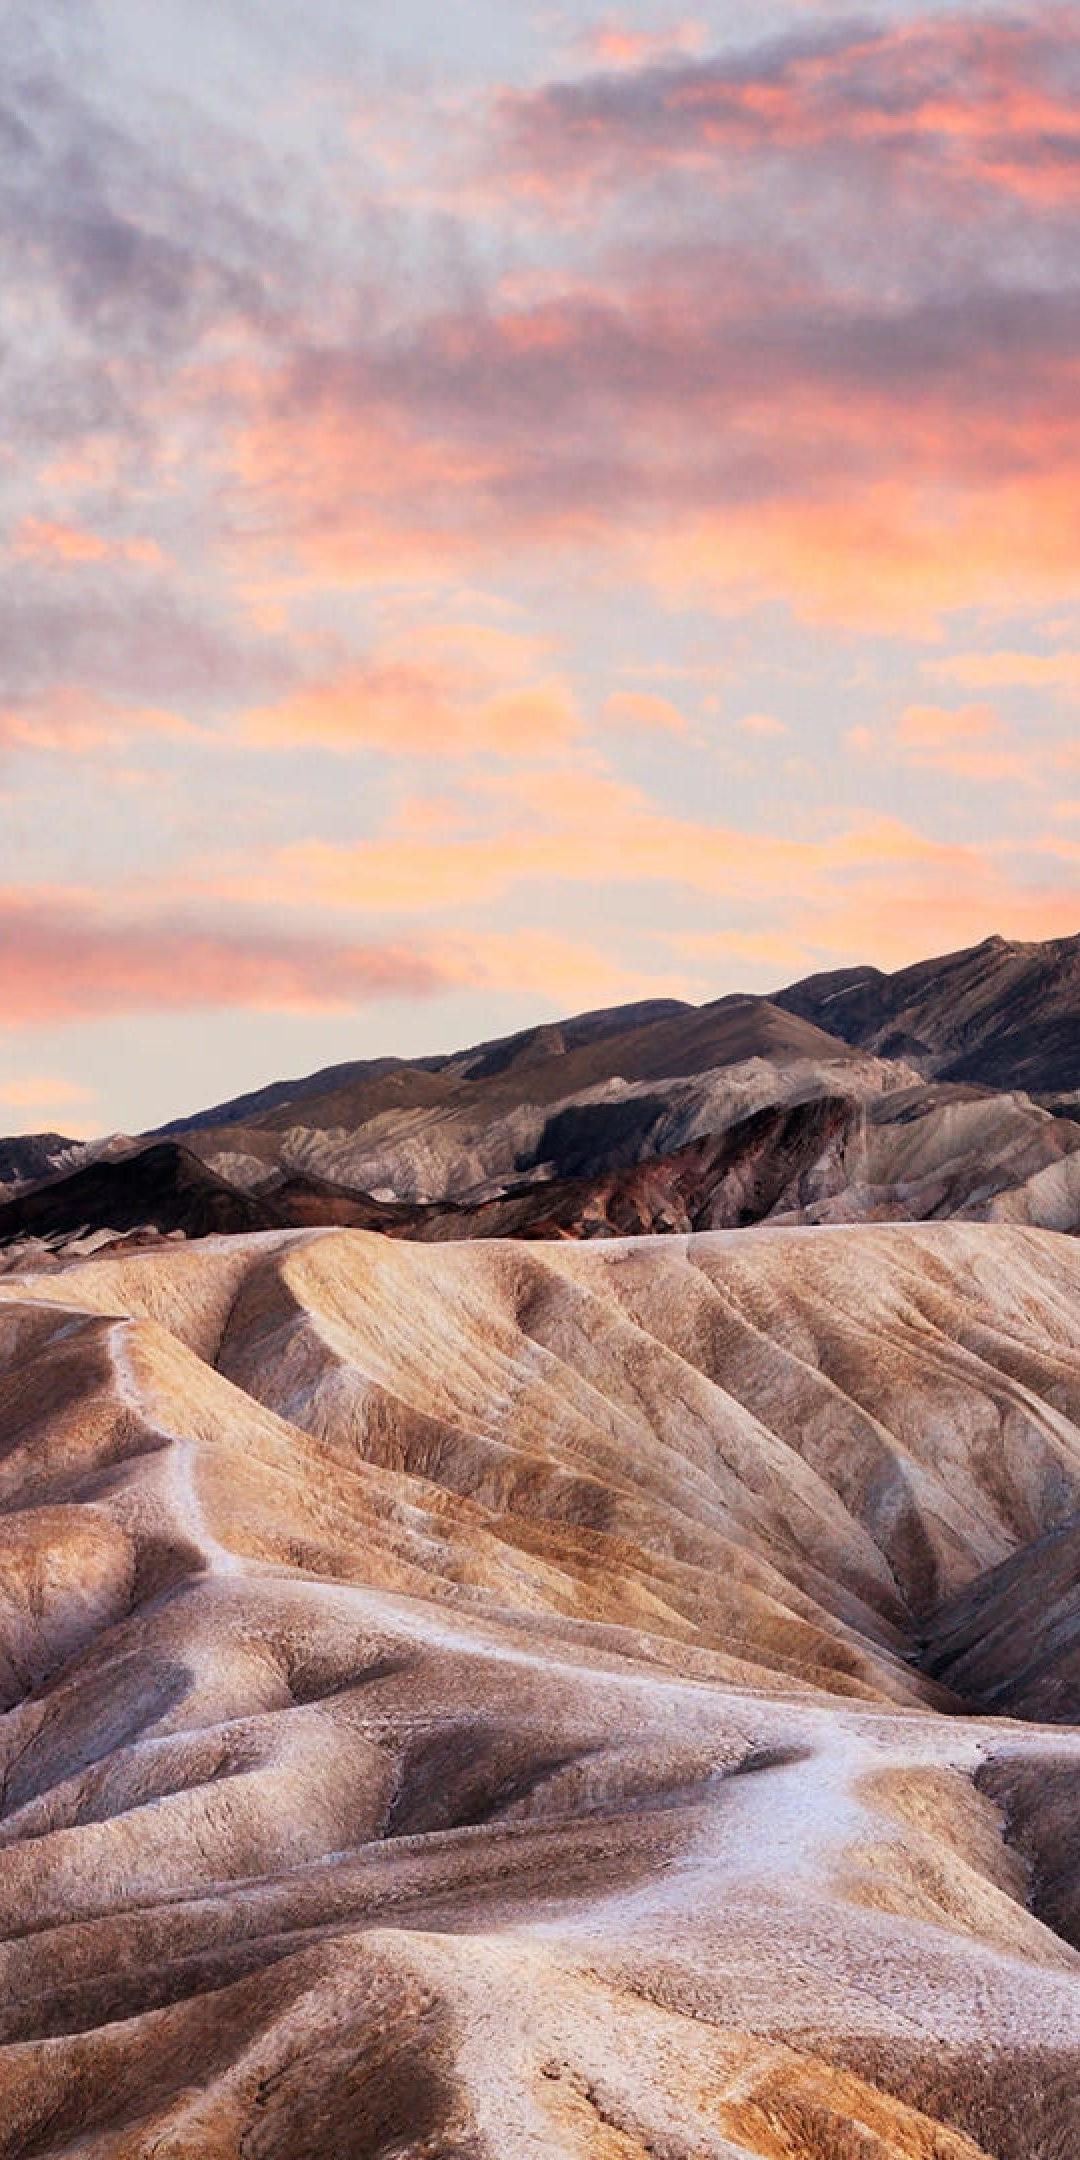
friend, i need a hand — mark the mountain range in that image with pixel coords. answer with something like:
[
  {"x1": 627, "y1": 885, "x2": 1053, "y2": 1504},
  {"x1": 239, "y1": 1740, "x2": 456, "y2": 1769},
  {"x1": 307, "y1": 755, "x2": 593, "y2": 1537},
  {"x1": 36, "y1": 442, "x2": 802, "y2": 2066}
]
[{"x1": 2, "y1": 933, "x2": 1077, "y2": 1260}]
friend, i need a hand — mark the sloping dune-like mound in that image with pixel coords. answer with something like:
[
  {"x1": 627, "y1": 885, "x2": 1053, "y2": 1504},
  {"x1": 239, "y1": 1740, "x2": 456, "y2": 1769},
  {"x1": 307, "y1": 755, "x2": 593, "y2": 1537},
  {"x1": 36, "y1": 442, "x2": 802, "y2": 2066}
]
[{"x1": 0, "y1": 1223, "x2": 1078, "y2": 2158}]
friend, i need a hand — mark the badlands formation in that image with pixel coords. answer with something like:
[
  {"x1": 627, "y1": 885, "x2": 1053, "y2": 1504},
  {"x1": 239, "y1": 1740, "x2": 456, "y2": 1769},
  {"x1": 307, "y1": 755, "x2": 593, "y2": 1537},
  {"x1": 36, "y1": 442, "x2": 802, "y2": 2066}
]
[
  {"x1": 1, "y1": 936, "x2": 1079, "y2": 1258},
  {"x1": 0, "y1": 1219, "x2": 1077, "y2": 2157}
]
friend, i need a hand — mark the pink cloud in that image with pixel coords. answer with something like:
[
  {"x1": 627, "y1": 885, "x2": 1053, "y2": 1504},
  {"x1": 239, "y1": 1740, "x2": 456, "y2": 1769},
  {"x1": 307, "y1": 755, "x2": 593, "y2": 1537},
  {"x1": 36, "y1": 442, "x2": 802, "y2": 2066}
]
[
  {"x1": 0, "y1": 892, "x2": 449, "y2": 1028},
  {"x1": 0, "y1": 888, "x2": 694, "y2": 1037},
  {"x1": 572, "y1": 17, "x2": 707, "y2": 71},
  {"x1": 12, "y1": 517, "x2": 165, "y2": 570},
  {"x1": 219, "y1": 266, "x2": 1080, "y2": 630},
  {"x1": 494, "y1": 11, "x2": 1080, "y2": 209}
]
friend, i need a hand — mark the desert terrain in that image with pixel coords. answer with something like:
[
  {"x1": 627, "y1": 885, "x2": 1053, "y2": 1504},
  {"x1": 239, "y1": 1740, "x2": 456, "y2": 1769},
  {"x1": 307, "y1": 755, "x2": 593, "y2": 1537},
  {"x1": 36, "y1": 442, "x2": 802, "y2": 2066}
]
[
  {"x1": 2, "y1": 938, "x2": 1078, "y2": 1262},
  {"x1": 0, "y1": 1210, "x2": 1076, "y2": 2157}
]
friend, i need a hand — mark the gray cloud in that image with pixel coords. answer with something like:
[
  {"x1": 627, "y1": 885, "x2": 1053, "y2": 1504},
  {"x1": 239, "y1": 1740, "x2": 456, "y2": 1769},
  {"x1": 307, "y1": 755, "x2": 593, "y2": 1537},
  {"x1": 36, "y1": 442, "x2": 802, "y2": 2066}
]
[
  {"x1": 493, "y1": 8, "x2": 1080, "y2": 199},
  {"x1": 0, "y1": 571, "x2": 296, "y2": 709}
]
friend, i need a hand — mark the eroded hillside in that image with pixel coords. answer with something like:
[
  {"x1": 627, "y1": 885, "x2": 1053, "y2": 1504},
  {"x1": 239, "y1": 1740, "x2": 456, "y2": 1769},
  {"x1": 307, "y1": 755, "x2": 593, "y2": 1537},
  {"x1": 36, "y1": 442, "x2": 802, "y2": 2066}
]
[{"x1": 0, "y1": 1223, "x2": 1076, "y2": 2158}]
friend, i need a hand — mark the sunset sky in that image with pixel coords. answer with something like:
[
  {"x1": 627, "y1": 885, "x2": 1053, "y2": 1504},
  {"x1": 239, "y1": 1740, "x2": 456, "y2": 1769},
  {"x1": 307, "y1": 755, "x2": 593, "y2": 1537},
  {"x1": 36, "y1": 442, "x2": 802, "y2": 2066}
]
[{"x1": 3, "y1": 0, "x2": 1078, "y2": 1135}]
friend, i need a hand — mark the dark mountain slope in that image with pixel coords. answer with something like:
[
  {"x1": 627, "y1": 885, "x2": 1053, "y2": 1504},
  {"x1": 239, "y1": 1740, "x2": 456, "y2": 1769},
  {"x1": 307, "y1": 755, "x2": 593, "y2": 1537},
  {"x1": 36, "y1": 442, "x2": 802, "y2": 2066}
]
[
  {"x1": 0, "y1": 1100, "x2": 858, "y2": 1253},
  {"x1": 387, "y1": 1095, "x2": 858, "y2": 1242},
  {"x1": 925, "y1": 1517, "x2": 1080, "y2": 1723},
  {"x1": 0, "y1": 1143, "x2": 281, "y2": 1246},
  {"x1": 157, "y1": 997, "x2": 691, "y2": 1135},
  {"x1": 776, "y1": 932, "x2": 1079, "y2": 1092},
  {"x1": 174, "y1": 996, "x2": 862, "y2": 1166},
  {"x1": 0, "y1": 1133, "x2": 80, "y2": 1190}
]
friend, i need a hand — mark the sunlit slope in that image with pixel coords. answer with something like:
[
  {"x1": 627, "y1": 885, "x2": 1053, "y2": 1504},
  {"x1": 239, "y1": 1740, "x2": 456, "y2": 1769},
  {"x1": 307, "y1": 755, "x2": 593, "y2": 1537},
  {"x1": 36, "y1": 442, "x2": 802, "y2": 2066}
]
[{"x1": 212, "y1": 1223, "x2": 1080, "y2": 1614}]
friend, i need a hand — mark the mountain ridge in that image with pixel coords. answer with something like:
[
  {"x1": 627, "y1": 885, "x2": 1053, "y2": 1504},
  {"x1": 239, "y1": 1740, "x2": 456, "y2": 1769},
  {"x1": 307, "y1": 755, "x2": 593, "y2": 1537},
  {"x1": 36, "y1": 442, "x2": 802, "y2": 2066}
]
[
  {"x1": 776, "y1": 930, "x2": 1080, "y2": 1092},
  {"x1": 1, "y1": 933, "x2": 1076, "y2": 1256}
]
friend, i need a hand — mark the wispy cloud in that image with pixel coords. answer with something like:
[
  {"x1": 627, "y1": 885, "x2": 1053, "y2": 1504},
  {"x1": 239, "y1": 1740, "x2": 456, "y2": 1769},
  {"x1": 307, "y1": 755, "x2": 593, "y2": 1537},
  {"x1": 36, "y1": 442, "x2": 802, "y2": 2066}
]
[
  {"x1": 492, "y1": 11, "x2": 1080, "y2": 208},
  {"x1": 602, "y1": 689, "x2": 689, "y2": 735},
  {"x1": 243, "y1": 624, "x2": 583, "y2": 758},
  {"x1": 215, "y1": 762, "x2": 1073, "y2": 968},
  {"x1": 0, "y1": 891, "x2": 447, "y2": 1027},
  {"x1": 929, "y1": 649, "x2": 1080, "y2": 693},
  {"x1": 0, "y1": 688, "x2": 201, "y2": 755},
  {"x1": 894, "y1": 702, "x2": 1033, "y2": 782},
  {"x1": 0, "y1": 1073, "x2": 98, "y2": 1138}
]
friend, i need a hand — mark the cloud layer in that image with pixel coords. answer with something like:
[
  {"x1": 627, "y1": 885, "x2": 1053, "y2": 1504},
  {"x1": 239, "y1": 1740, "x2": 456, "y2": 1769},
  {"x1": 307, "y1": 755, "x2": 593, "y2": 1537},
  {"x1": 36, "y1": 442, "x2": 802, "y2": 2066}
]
[{"x1": 1, "y1": 0, "x2": 1076, "y2": 1129}]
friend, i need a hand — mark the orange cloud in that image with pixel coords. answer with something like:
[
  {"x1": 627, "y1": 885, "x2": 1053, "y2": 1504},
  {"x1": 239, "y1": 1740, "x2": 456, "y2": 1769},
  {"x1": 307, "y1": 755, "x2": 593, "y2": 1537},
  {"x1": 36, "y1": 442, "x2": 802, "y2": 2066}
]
[
  {"x1": 0, "y1": 1076, "x2": 93, "y2": 1109},
  {"x1": 1036, "y1": 827, "x2": 1080, "y2": 863},
  {"x1": 801, "y1": 871, "x2": 1073, "y2": 972},
  {"x1": 929, "y1": 650, "x2": 1080, "y2": 694},
  {"x1": 218, "y1": 764, "x2": 1016, "y2": 929},
  {"x1": 12, "y1": 517, "x2": 165, "y2": 569},
  {"x1": 669, "y1": 926, "x2": 816, "y2": 975},
  {"x1": 0, "y1": 689, "x2": 199, "y2": 755},
  {"x1": 739, "y1": 713, "x2": 788, "y2": 739},
  {"x1": 894, "y1": 702, "x2": 1032, "y2": 782},
  {"x1": 0, "y1": 1075, "x2": 98, "y2": 1139},
  {"x1": 435, "y1": 927, "x2": 693, "y2": 1007},
  {"x1": 209, "y1": 745, "x2": 1076, "y2": 986},
  {"x1": 645, "y1": 472, "x2": 1080, "y2": 631},
  {"x1": 603, "y1": 689, "x2": 689, "y2": 735},
  {"x1": 243, "y1": 623, "x2": 582, "y2": 758}
]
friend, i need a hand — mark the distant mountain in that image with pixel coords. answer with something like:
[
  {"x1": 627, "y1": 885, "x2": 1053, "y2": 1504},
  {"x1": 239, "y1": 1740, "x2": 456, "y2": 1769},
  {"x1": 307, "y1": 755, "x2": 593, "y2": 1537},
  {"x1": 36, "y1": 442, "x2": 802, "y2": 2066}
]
[
  {"x1": 0, "y1": 1143, "x2": 280, "y2": 1248},
  {"x1": 0, "y1": 1100, "x2": 860, "y2": 1251},
  {"x1": 775, "y1": 932, "x2": 1080, "y2": 1093},
  {"x1": 155, "y1": 997, "x2": 691, "y2": 1134},
  {"x1": 167, "y1": 992, "x2": 857, "y2": 1144},
  {"x1": 1, "y1": 934, "x2": 1076, "y2": 1257},
  {"x1": 0, "y1": 1132, "x2": 82, "y2": 1191}
]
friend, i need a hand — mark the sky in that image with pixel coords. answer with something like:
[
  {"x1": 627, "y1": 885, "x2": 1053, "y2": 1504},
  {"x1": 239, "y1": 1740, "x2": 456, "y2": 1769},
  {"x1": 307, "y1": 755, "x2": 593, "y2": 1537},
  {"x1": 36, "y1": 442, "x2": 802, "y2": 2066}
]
[{"x1": 2, "y1": 0, "x2": 1077, "y2": 1136}]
